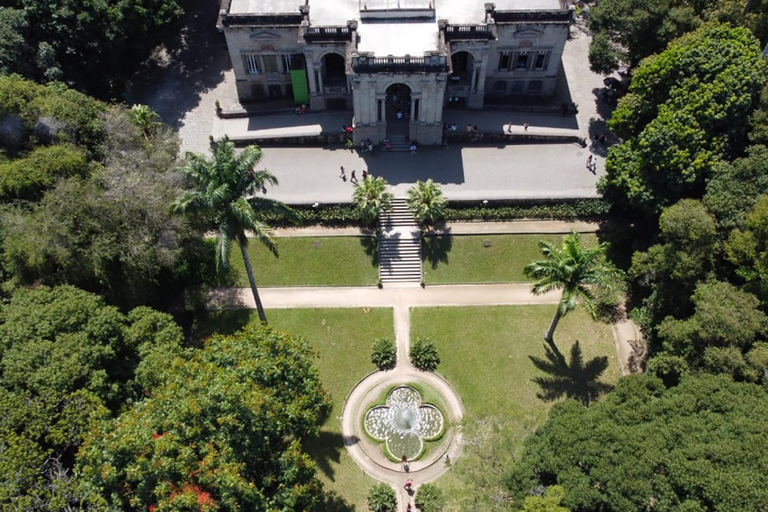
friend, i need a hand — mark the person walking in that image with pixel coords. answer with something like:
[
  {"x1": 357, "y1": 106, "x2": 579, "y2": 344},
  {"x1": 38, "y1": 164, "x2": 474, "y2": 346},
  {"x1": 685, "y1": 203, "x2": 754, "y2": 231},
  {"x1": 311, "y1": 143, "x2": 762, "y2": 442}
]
[
  {"x1": 351, "y1": 170, "x2": 357, "y2": 183},
  {"x1": 523, "y1": 122, "x2": 530, "y2": 131},
  {"x1": 586, "y1": 155, "x2": 593, "y2": 170},
  {"x1": 339, "y1": 166, "x2": 346, "y2": 181}
]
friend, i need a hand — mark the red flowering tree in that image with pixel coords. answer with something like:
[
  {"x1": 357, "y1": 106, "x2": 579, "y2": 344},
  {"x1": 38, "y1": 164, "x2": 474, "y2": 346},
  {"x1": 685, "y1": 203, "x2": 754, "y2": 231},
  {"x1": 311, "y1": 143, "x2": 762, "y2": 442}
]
[{"x1": 77, "y1": 325, "x2": 331, "y2": 511}]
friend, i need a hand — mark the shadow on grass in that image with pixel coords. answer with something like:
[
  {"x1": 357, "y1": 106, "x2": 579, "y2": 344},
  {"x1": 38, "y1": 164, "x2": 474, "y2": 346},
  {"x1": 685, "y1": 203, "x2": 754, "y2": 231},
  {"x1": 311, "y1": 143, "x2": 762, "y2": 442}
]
[
  {"x1": 317, "y1": 491, "x2": 356, "y2": 512},
  {"x1": 303, "y1": 429, "x2": 346, "y2": 482},
  {"x1": 190, "y1": 309, "x2": 256, "y2": 343},
  {"x1": 529, "y1": 340, "x2": 614, "y2": 406},
  {"x1": 359, "y1": 234, "x2": 379, "y2": 267},
  {"x1": 422, "y1": 228, "x2": 453, "y2": 270}
]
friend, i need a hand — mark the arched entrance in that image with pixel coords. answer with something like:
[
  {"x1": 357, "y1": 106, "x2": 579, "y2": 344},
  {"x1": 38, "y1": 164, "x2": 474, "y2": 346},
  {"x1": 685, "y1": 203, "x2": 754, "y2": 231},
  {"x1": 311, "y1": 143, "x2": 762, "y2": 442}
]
[
  {"x1": 448, "y1": 51, "x2": 474, "y2": 108},
  {"x1": 385, "y1": 83, "x2": 411, "y2": 140},
  {"x1": 322, "y1": 53, "x2": 346, "y2": 89}
]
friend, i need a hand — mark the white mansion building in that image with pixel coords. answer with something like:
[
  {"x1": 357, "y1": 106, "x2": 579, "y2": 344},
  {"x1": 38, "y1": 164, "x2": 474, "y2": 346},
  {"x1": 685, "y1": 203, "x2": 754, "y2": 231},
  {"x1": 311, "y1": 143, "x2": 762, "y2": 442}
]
[{"x1": 219, "y1": 0, "x2": 572, "y2": 144}]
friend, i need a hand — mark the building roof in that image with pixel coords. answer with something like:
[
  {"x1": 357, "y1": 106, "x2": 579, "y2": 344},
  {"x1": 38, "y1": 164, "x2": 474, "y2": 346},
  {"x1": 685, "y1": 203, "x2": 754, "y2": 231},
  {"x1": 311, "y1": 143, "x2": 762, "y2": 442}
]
[
  {"x1": 228, "y1": 0, "x2": 565, "y2": 55},
  {"x1": 357, "y1": 21, "x2": 439, "y2": 57}
]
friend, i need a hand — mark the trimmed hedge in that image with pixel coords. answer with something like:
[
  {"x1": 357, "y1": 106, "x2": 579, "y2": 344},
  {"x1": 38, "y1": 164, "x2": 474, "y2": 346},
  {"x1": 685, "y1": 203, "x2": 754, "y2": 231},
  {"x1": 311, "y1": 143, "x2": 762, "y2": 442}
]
[
  {"x1": 443, "y1": 199, "x2": 611, "y2": 221},
  {"x1": 265, "y1": 199, "x2": 610, "y2": 228}
]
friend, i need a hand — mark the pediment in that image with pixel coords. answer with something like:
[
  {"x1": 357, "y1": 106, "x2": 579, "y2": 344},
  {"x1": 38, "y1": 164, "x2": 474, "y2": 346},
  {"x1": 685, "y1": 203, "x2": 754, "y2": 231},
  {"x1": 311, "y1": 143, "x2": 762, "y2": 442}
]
[
  {"x1": 513, "y1": 27, "x2": 545, "y2": 38},
  {"x1": 249, "y1": 30, "x2": 281, "y2": 39}
]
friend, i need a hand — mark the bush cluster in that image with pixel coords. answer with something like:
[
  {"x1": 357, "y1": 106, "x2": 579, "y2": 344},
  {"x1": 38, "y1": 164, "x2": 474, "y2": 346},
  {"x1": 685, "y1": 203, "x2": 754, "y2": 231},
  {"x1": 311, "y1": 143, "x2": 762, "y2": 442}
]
[
  {"x1": 371, "y1": 338, "x2": 397, "y2": 370},
  {"x1": 415, "y1": 483, "x2": 445, "y2": 512},
  {"x1": 443, "y1": 199, "x2": 611, "y2": 221},
  {"x1": 262, "y1": 199, "x2": 610, "y2": 228},
  {"x1": 367, "y1": 483, "x2": 397, "y2": 512},
  {"x1": 410, "y1": 338, "x2": 440, "y2": 372}
]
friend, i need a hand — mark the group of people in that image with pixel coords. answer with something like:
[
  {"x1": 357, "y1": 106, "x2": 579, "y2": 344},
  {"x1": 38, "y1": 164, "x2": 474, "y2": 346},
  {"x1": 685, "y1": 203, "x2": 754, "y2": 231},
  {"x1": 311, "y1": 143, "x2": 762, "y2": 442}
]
[
  {"x1": 339, "y1": 166, "x2": 371, "y2": 183},
  {"x1": 360, "y1": 139, "x2": 374, "y2": 154}
]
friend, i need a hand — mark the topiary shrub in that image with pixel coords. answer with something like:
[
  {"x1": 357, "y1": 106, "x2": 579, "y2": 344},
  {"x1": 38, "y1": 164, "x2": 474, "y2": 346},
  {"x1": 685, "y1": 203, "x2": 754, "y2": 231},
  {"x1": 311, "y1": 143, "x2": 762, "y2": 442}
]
[
  {"x1": 371, "y1": 338, "x2": 396, "y2": 370},
  {"x1": 415, "y1": 483, "x2": 445, "y2": 512},
  {"x1": 410, "y1": 338, "x2": 440, "y2": 372},
  {"x1": 367, "y1": 483, "x2": 396, "y2": 512}
]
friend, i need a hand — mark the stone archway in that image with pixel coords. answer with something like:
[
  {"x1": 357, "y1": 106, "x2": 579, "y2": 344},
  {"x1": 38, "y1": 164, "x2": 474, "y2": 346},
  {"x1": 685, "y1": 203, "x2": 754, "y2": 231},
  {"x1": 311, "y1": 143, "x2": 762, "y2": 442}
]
[
  {"x1": 322, "y1": 53, "x2": 346, "y2": 88},
  {"x1": 385, "y1": 83, "x2": 412, "y2": 140}
]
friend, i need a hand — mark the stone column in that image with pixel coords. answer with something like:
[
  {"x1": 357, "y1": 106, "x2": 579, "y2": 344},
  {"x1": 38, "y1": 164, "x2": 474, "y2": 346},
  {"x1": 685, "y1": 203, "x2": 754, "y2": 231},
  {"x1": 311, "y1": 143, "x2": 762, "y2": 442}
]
[
  {"x1": 468, "y1": 49, "x2": 488, "y2": 109},
  {"x1": 315, "y1": 65, "x2": 324, "y2": 94}
]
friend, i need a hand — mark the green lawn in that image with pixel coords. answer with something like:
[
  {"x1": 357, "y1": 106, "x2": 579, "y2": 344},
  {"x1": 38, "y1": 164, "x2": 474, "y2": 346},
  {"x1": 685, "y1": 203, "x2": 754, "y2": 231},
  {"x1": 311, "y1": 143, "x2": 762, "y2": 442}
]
[
  {"x1": 422, "y1": 233, "x2": 598, "y2": 284},
  {"x1": 224, "y1": 236, "x2": 378, "y2": 287},
  {"x1": 194, "y1": 307, "x2": 394, "y2": 512},
  {"x1": 410, "y1": 305, "x2": 620, "y2": 510}
]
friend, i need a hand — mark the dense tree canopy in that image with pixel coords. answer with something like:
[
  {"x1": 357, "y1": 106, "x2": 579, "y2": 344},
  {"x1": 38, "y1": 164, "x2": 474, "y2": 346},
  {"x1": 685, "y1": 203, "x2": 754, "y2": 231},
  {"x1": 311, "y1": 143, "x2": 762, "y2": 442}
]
[
  {"x1": 508, "y1": 374, "x2": 768, "y2": 512},
  {"x1": 78, "y1": 325, "x2": 331, "y2": 512},
  {"x1": 0, "y1": 285, "x2": 182, "y2": 509},
  {"x1": 599, "y1": 25, "x2": 766, "y2": 217},
  {"x1": 0, "y1": 0, "x2": 183, "y2": 96}
]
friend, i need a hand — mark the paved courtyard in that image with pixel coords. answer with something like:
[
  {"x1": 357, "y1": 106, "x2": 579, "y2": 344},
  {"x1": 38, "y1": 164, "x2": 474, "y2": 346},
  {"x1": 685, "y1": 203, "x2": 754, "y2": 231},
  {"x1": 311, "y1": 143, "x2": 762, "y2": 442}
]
[{"x1": 127, "y1": 2, "x2": 613, "y2": 202}]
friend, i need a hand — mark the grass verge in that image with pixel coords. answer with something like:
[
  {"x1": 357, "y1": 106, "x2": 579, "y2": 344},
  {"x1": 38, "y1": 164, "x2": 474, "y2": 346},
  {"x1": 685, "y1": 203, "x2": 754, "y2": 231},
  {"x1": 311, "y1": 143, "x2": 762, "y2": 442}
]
[
  {"x1": 422, "y1": 233, "x2": 597, "y2": 284},
  {"x1": 223, "y1": 236, "x2": 378, "y2": 287}
]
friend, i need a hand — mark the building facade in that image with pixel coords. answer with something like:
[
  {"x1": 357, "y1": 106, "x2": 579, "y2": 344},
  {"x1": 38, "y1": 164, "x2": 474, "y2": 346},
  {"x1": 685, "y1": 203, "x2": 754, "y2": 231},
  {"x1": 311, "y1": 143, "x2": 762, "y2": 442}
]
[{"x1": 220, "y1": 0, "x2": 572, "y2": 144}]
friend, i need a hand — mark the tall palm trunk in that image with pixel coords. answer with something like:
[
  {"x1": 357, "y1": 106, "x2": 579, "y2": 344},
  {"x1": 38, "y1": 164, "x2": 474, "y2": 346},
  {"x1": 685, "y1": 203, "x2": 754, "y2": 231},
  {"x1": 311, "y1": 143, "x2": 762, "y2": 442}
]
[
  {"x1": 239, "y1": 242, "x2": 268, "y2": 324},
  {"x1": 545, "y1": 308, "x2": 563, "y2": 343}
]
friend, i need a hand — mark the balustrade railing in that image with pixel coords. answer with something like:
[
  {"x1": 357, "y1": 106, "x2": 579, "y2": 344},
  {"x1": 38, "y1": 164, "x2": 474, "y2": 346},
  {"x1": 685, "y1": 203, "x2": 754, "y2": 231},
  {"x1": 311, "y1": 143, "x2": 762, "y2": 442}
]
[
  {"x1": 444, "y1": 25, "x2": 494, "y2": 41},
  {"x1": 352, "y1": 55, "x2": 448, "y2": 73},
  {"x1": 305, "y1": 26, "x2": 353, "y2": 42}
]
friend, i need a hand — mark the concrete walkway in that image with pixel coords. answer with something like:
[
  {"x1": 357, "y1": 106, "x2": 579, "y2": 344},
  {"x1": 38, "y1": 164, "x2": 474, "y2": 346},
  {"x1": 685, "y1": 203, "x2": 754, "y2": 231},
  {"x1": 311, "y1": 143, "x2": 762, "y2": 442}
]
[{"x1": 270, "y1": 219, "x2": 601, "y2": 238}]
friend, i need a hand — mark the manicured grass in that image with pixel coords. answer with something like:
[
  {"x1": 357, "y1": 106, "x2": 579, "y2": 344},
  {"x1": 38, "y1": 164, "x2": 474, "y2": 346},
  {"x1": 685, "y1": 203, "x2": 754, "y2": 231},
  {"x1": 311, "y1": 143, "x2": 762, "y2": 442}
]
[
  {"x1": 422, "y1": 233, "x2": 598, "y2": 284},
  {"x1": 194, "y1": 307, "x2": 394, "y2": 511},
  {"x1": 224, "y1": 236, "x2": 378, "y2": 287},
  {"x1": 411, "y1": 305, "x2": 620, "y2": 433}
]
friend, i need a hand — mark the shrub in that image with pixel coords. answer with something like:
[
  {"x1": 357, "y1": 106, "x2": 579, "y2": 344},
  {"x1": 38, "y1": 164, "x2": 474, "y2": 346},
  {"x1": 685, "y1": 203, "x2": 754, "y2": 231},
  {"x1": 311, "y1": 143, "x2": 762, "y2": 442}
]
[
  {"x1": 0, "y1": 144, "x2": 88, "y2": 199},
  {"x1": 415, "y1": 483, "x2": 445, "y2": 512},
  {"x1": 367, "y1": 483, "x2": 397, "y2": 512},
  {"x1": 371, "y1": 338, "x2": 396, "y2": 370},
  {"x1": 443, "y1": 199, "x2": 611, "y2": 221},
  {"x1": 410, "y1": 338, "x2": 440, "y2": 372}
]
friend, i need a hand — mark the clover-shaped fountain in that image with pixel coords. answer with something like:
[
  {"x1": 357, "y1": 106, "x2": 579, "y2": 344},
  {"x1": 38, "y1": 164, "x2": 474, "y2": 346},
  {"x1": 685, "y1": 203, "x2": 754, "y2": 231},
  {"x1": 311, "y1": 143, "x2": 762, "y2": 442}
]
[{"x1": 364, "y1": 385, "x2": 444, "y2": 460}]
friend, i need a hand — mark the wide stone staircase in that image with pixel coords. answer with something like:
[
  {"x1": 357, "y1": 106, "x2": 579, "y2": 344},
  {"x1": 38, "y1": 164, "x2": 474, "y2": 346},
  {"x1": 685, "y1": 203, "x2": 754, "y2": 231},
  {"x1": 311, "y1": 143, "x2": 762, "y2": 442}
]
[
  {"x1": 378, "y1": 198, "x2": 422, "y2": 284},
  {"x1": 383, "y1": 135, "x2": 412, "y2": 152}
]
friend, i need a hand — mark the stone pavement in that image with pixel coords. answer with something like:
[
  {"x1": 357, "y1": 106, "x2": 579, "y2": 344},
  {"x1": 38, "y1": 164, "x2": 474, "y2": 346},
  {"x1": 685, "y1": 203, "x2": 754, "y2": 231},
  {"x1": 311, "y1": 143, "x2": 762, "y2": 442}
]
[{"x1": 257, "y1": 143, "x2": 603, "y2": 204}]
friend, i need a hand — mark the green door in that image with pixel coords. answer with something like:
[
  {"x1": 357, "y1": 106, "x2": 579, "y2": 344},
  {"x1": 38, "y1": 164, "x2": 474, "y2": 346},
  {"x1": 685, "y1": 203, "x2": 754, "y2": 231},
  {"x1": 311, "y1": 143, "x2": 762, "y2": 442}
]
[{"x1": 290, "y1": 70, "x2": 309, "y2": 105}]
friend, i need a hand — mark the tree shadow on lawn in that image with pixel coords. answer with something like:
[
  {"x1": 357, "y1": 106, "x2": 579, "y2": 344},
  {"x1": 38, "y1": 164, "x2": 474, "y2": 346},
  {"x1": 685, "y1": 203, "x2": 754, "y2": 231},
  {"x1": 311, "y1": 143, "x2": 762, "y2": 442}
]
[
  {"x1": 303, "y1": 429, "x2": 346, "y2": 482},
  {"x1": 422, "y1": 228, "x2": 453, "y2": 270},
  {"x1": 359, "y1": 234, "x2": 379, "y2": 267},
  {"x1": 190, "y1": 309, "x2": 255, "y2": 344},
  {"x1": 317, "y1": 491, "x2": 356, "y2": 512},
  {"x1": 529, "y1": 340, "x2": 614, "y2": 406}
]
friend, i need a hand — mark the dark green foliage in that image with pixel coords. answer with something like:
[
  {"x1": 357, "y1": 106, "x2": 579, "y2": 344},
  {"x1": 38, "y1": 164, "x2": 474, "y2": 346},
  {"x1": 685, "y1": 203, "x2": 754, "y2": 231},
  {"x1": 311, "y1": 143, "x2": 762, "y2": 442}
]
[
  {"x1": 725, "y1": 195, "x2": 768, "y2": 305},
  {"x1": 0, "y1": 388, "x2": 107, "y2": 509},
  {"x1": 629, "y1": 200, "x2": 716, "y2": 324},
  {"x1": 508, "y1": 374, "x2": 768, "y2": 512},
  {"x1": 0, "y1": 285, "x2": 183, "y2": 406},
  {"x1": 587, "y1": 0, "x2": 700, "y2": 73},
  {"x1": 0, "y1": 8, "x2": 31, "y2": 76},
  {"x1": 415, "y1": 483, "x2": 445, "y2": 512},
  {"x1": 371, "y1": 338, "x2": 396, "y2": 370},
  {"x1": 367, "y1": 483, "x2": 397, "y2": 512},
  {"x1": 657, "y1": 280, "x2": 768, "y2": 382},
  {"x1": 0, "y1": 75, "x2": 106, "y2": 157},
  {"x1": 410, "y1": 338, "x2": 440, "y2": 371},
  {"x1": 530, "y1": 341, "x2": 613, "y2": 406},
  {"x1": 0, "y1": 144, "x2": 88, "y2": 199},
  {"x1": 1, "y1": 0, "x2": 183, "y2": 96},
  {"x1": 443, "y1": 199, "x2": 611, "y2": 222},
  {"x1": 0, "y1": 285, "x2": 182, "y2": 508},
  {"x1": 77, "y1": 324, "x2": 331, "y2": 512},
  {"x1": 645, "y1": 353, "x2": 688, "y2": 387},
  {"x1": 600, "y1": 25, "x2": 766, "y2": 216},
  {"x1": 703, "y1": 145, "x2": 768, "y2": 236},
  {"x1": 0, "y1": 107, "x2": 194, "y2": 310}
]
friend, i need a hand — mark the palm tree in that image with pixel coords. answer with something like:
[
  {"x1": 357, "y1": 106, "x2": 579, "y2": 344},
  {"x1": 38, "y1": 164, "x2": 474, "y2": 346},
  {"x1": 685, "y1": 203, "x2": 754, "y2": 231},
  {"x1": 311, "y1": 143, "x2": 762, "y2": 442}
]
[
  {"x1": 353, "y1": 176, "x2": 393, "y2": 225},
  {"x1": 406, "y1": 179, "x2": 447, "y2": 229},
  {"x1": 171, "y1": 136, "x2": 295, "y2": 324},
  {"x1": 524, "y1": 231, "x2": 622, "y2": 343},
  {"x1": 530, "y1": 340, "x2": 613, "y2": 406},
  {"x1": 129, "y1": 104, "x2": 161, "y2": 140}
]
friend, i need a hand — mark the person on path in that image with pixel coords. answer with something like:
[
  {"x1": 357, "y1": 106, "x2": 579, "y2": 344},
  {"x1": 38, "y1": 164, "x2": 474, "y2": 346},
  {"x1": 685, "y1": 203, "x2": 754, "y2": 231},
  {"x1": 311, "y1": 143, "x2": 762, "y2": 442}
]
[
  {"x1": 523, "y1": 122, "x2": 530, "y2": 131},
  {"x1": 402, "y1": 455, "x2": 410, "y2": 472},
  {"x1": 351, "y1": 170, "x2": 357, "y2": 183},
  {"x1": 589, "y1": 158, "x2": 597, "y2": 174},
  {"x1": 506, "y1": 122, "x2": 512, "y2": 133},
  {"x1": 339, "y1": 166, "x2": 346, "y2": 181},
  {"x1": 362, "y1": 170, "x2": 368, "y2": 180},
  {"x1": 586, "y1": 155, "x2": 593, "y2": 170}
]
